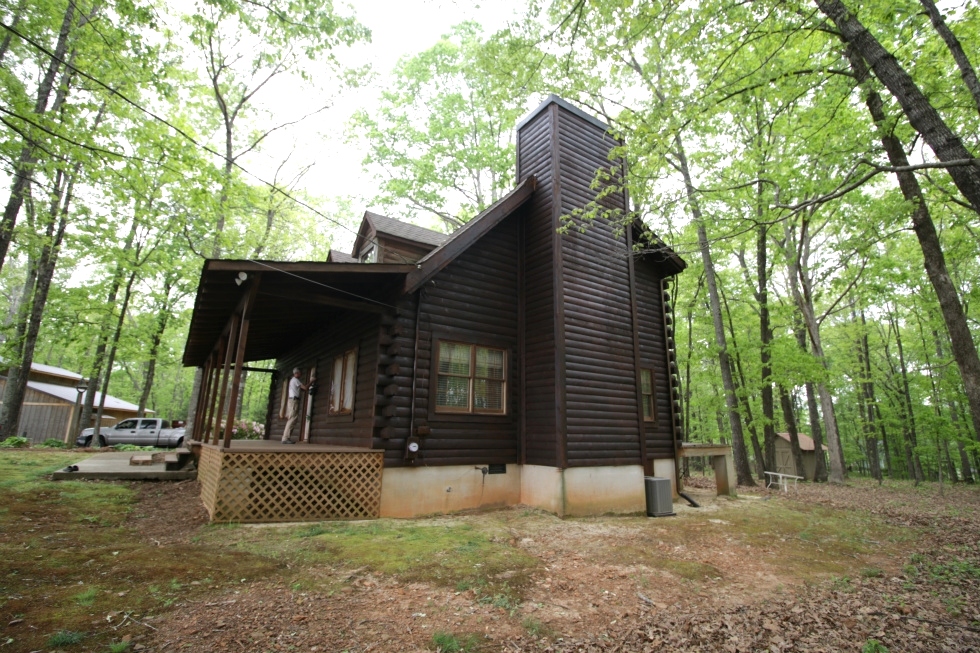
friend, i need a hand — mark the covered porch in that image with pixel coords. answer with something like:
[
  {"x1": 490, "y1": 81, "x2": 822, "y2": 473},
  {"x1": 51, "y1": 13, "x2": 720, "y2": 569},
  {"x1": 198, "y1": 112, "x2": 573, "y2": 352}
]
[{"x1": 184, "y1": 260, "x2": 410, "y2": 523}]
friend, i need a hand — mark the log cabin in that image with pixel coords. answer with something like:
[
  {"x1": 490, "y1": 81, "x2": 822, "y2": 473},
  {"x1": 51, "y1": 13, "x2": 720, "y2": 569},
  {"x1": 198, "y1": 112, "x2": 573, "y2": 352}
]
[{"x1": 183, "y1": 95, "x2": 687, "y2": 522}]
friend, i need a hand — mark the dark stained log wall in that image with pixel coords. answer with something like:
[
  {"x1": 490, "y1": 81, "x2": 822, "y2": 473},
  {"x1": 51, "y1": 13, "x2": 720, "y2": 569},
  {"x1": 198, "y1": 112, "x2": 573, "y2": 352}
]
[
  {"x1": 379, "y1": 237, "x2": 434, "y2": 264},
  {"x1": 375, "y1": 214, "x2": 522, "y2": 467},
  {"x1": 634, "y1": 258, "x2": 675, "y2": 458},
  {"x1": 272, "y1": 311, "x2": 380, "y2": 448},
  {"x1": 554, "y1": 109, "x2": 642, "y2": 467},
  {"x1": 516, "y1": 104, "x2": 561, "y2": 467}
]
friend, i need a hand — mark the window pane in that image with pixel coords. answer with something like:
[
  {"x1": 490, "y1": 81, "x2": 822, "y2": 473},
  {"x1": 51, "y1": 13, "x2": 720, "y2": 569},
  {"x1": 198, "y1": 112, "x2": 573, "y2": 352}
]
[
  {"x1": 642, "y1": 396, "x2": 652, "y2": 419},
  {"x1": 342, "y1": 350, "x2": 356, "y2": 410},
  {"x1": 476, "y1": 347, "x2": 504, "y2": 379},
  {"x1": 331, "y1": 355, "x2": 344, "y2": 412},
  {"x1": 474, "y1": 379, "x2": 503, "y2": 411},
  {"x1": 438, "y1": 342, "x2": 471, "y2": 376},
  {"x1": 437, "y1": 375, "x2": 469, "y2": 408},
  {"x1": 641, "y1": 369, "x2": 652, "y2": 394}
]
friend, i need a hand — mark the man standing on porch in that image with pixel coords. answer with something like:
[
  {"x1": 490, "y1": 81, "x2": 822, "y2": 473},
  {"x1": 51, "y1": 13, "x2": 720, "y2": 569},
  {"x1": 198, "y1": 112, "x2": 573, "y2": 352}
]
[{"x1": 282, "y1": 368, "x2": 308, "y2": 444}]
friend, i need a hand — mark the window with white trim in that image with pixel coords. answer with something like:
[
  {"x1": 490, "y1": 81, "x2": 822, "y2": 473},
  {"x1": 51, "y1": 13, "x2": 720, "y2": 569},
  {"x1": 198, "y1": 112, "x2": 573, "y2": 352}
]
[
  {"x1": 329, "y1": 348, "x2": 357, "y2": 415},
  {"x1": 435, "y1": 341, "x2": 506, "y2": 414}
]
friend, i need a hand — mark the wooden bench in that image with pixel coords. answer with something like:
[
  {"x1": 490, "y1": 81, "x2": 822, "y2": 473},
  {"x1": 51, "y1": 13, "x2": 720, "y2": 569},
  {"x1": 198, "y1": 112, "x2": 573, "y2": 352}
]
[{"x1": 764, "y1": 471, "x2": 803, "y2": 492}]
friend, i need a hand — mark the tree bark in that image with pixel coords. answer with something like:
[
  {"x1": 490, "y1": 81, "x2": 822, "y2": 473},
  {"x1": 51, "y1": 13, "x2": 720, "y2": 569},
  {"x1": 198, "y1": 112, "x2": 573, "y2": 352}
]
[
  {"x1": 0, "y1": 0, "x2": 77, "y2": 274},
  {"x1": 784, "y1": 221, "x2": 844, "y2": 482},
  {"x1": 0, "y1": 167, "x2": 77, "y2": 439},
  {"x1": 814, "y1": 0, "x2": 980, "y2": 212},
  {"x1": 778, "y1": 385, "x2": 807, "y2": 478},
  {"x1": 845, "y1": 44, "x2": 980, "y2": 475},
  {"x1": 137, "y1": 275, "x2": 176, "y2": 415},
  {"x1": 858, "y1": 310, "x2": 882, "y2": 482},
  {"x1": 79, "y1": 214, "x2": 140, "y2": 437},
  {"x1": 917, "y1": 0, "x2": 980, "y2": 116},
  {"x1": 93, "y1": 270, "x2": 137, "y2": 439},
  {"x1": 674, "y1": 133, "x2": 755, "y2": 486}
]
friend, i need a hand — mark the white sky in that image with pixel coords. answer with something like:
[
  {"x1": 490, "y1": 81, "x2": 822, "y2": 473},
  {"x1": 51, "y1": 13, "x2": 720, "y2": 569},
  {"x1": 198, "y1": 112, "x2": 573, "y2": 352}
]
[{"x1": 234, "y1": 0, "x2": 532, "y2": 253}]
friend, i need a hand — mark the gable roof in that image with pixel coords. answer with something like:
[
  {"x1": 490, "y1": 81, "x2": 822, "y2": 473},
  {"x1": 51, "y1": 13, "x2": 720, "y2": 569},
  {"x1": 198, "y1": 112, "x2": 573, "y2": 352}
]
[
  {"x1": 29, "y1": 362, "x2": 83, "y2": 382},
  {"x1": 26, "y1": 380, "x2": 146, "y2": 413},
  {"x1": 351, "y1": 211, "x2": 448, "y2": 259},
  {"x1": 404, "y1": 176, "x2": 537, "y2": 294},
  {"x1": 776, "y1": 432, "x2": 828, "y2": 452},
  {"x1": 327, "y1": 249, "x2": 356, "y2": 263},
  {"x1": 632, "y1": 220, "x2": 686, "y2": 275}
]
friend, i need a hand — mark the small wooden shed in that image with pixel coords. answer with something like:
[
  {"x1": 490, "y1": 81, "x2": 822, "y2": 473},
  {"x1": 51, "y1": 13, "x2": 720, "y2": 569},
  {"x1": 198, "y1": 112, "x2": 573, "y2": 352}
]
[
  {"x1": 774, "y1": 432, "x2": 828, "y2": 481},
  {"x1": 0, "y1": 363, "x2": 145, "y2": 444},
  {"x1": 183, "y1": 95, "x2": 687, "y2": 522}
]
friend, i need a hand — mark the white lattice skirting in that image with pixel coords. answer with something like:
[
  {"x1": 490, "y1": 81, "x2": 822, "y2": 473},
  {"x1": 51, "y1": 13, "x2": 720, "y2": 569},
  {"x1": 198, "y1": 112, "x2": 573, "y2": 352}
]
[{"x1": 198, "y1": 446, "x2": 383, "y2": 523}]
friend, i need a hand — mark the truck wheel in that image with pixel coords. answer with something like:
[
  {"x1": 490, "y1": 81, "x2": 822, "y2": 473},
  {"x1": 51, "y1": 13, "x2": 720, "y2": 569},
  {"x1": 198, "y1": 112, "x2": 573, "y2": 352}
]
[
  {"x1": 98, "y1": 435, "x2": 107, "y2": 448},
  {"x1": 176, "y1": 437, "x2": 184, "y2": 448}
]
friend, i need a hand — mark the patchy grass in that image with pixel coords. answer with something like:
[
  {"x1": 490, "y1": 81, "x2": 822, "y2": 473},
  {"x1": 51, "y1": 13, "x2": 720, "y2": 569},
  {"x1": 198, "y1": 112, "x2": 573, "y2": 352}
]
[
  {"x1": 431, "y1": 630, "x2": 484, "y2": 652},
  {"x1": 201, "y1": 519, "x2": 540, "y2": 602},
  {"x1": 0, "y1": 450, "x2": 279, "y2": 653}
]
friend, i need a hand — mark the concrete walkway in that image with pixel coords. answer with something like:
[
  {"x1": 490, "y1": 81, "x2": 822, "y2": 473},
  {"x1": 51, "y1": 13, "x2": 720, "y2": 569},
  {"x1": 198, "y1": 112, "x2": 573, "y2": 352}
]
[{"x1": 51, "y1": 450, "x2": 196, "y2": 481}]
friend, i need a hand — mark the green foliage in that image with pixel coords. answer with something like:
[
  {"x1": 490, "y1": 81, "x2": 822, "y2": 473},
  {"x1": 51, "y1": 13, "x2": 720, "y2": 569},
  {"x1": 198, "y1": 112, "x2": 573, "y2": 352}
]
[
  {"x1": 350, "y1": 22, "x2": 550, "y2": 229},
  {"x1": 862, "y1": 639, "x2": 889, "y2": 653},
  {"x1": 0, "y1": 437, "x2": 29, "y2": 448},
  {"x1": 39, "y1": 438, "x2": 68, "y2": 448},
  {"x1": 431, "y1": 631, "x2": 483, "y2": 652},
  {"x1": 46, "y1": 630, "x2": 84, "y2": 647}
]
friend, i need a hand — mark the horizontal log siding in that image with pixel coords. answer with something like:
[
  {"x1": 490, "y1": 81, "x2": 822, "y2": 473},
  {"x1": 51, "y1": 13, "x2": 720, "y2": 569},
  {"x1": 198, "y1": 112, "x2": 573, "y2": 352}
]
[
  {"x1": 380, "y1": 237, "x2": 433, "y2": 264},
  {"x1": 556, "y1": 109, "x2": 641, "y2": 467},
  {"x1": 399, "y1": 214, "x2": 522, "y2": 467},
  {"x1": 634, "y1": 258, "x2": 674, "y2": 458},
  {"x1": 517, "y1": 105, "x2": 560, "y2": 467},
  {"x1": 273, "y1": 311, "x2": 380, "y2": 448}
]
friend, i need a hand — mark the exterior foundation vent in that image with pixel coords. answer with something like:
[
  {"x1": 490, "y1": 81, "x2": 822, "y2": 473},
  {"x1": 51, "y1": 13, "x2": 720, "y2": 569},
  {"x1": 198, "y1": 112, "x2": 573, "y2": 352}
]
[{"x1": 644, "y1": 476, "x2": 675, "y2": 517}]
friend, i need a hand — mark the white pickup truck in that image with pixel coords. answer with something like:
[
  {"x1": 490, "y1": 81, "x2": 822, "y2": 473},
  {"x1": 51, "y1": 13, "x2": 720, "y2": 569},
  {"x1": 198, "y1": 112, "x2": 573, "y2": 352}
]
[{"x1": 76, "y1": 418, "x2": 185, "y2": 448}]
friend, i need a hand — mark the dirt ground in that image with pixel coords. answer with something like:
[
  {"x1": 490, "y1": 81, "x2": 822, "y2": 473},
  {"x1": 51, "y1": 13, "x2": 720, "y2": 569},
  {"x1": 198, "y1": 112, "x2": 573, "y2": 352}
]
[{"x1": 116, "y1": 476, "x2": 980, "y2": 653}]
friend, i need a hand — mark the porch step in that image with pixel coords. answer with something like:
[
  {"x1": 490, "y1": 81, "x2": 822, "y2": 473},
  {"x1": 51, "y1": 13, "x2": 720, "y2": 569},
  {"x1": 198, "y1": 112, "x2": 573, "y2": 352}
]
[{"x1": 168, "y1": 447, "x2": 196, "y2": 472}]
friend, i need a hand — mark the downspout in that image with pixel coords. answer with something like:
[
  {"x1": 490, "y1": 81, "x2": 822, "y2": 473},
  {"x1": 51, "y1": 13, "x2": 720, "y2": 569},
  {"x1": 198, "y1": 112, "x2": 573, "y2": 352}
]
[{"x1": 408, "y1": 288, "x2": 423, "y2": 461}]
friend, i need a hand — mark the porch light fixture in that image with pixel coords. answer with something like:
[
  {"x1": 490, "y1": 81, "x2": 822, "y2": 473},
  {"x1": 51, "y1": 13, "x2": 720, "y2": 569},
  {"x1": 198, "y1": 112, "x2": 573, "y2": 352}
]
[{"x1": 234, "y1": 271, "x2": 248, "y2": 286}]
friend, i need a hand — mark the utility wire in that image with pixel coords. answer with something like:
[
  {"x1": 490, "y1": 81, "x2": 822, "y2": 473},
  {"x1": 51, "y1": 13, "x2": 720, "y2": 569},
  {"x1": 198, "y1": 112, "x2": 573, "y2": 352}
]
[{"x1": 0, "y1": 19, "x2": 411, "y2": 260}]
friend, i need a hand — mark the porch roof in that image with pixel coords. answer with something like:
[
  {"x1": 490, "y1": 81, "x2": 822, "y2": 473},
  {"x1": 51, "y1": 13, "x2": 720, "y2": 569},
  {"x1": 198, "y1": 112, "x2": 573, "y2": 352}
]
[{"x1": 182, "y1": 259, "x2": 413, "y2": 367}]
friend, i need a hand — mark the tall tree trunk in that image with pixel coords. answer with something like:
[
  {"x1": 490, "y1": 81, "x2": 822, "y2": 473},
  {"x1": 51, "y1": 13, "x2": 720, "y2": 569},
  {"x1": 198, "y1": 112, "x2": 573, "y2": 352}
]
[
  {"x1": 0, "y1": 0, "x2": 28, "y2": 65},
  {"x1": 814, "y1": 0, "x2": 980, "y2": 211},
  {"x1": 93, "y1": 270, "x2": 137, "y2": 440},
  {"x1": 857, "y1": 310, "x2": 882, "y2": 482},
  {"x1": 779, "y1": 385, "x2": 807, "y2": 478},
  {"x1": 845, "y1": 46, "x2": 980, "y2": 477},
  {"x1": 917, "y1": 0, "x2": 980, "y2": 116},
  {"x1": 890, "y1": 312, "x2": 924, "y2": 483},
  {"x1": 0, "y1": 1, "x2": 77, "y2": 274},
  {"x1": 721, "y1": 284, "x2": 766, "y2": 480},
  {"x1": 0, "y1": 168, "x2": 76, "y2": 438},
  {"x1": 79, "y1": 214, "x2": 140, "y2": 435},
  {"x1": 137, "y1": 276, "x2": 175, "y2": 415},
  {"x1": 757, "y1": 221, "x2": 777, "y2": 473},
  {"x1": 674, "y1": 133, "x2": 755, "y2": 486},
  {"x1": 784, "y1": 221, "x2": 843, "y2": 482}
]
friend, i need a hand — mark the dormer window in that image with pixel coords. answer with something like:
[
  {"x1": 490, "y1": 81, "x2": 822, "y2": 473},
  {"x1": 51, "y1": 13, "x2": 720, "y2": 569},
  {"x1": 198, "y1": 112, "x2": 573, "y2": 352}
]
[{"x1": 359, "y1": 246, "x2": 376, "y2": 263}]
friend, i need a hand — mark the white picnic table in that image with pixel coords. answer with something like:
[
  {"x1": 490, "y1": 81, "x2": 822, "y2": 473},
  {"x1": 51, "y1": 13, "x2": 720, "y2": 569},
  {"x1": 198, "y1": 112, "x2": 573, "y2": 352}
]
[{"x1": 764, "y1": 471, "x2": 803, "y2": 492}]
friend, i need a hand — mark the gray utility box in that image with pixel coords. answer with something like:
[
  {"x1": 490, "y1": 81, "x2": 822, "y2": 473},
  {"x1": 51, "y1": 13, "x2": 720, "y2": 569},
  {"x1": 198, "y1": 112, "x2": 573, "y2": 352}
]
[{"x1": 644, "y1": 476, "x2": 675, "y2": 517}]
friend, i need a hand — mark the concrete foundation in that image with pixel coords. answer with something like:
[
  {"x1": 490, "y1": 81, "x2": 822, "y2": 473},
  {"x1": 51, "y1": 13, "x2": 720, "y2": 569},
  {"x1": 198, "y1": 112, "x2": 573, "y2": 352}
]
[
  {"x1": 380, "y1": 464, "x2": 521, "y2": 518},
  {"x1": 653, "y1": 459, "x2": 677, "y2": 497},
  {"x1": 380, "y1": 462, "x2": 655, "y2": 518}
]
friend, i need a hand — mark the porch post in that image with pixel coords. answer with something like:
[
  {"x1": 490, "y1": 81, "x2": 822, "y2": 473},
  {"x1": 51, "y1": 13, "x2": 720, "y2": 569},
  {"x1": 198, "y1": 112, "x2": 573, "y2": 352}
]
[
  {"x1": 202, "y1": 346, "x2": 224, "y2": 444},
  {"x1": 193, "y1": 354, "x2": 214, "y2": 441},
  {"x1": 210, "y1": 320, "x2": 239, "y2": 445},
  {"x1": 222, "y1": 317, "x2": 251, "y2": 447}
]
